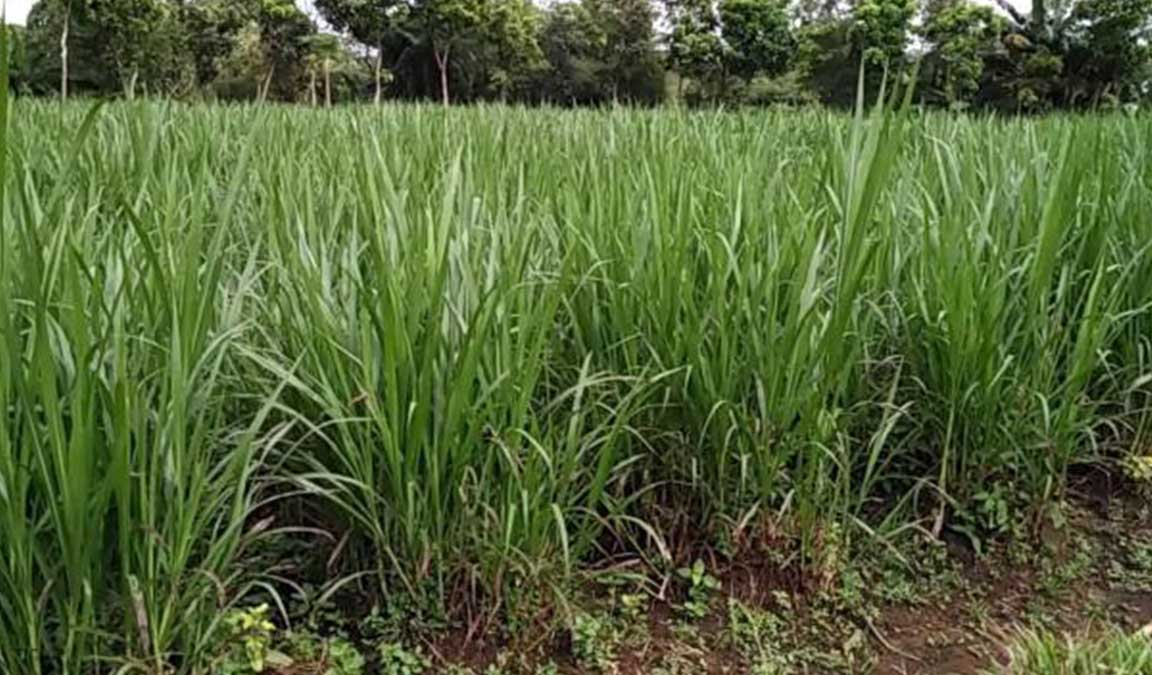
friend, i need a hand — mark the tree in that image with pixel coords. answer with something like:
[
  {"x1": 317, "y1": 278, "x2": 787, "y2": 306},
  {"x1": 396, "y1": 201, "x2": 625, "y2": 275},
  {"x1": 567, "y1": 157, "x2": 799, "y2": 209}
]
[
  {"x1": 50, "y1": 0, "x2": 91, "y2": 98},
  {"x1": 982, "y1": 0, "x2": 1072, "y2": 109},
  {"x1": 794, "y1": 0, "x2": 846, "y2": 24},
  {"x1": 799, "y1": 0, "x2": 914, "y2": 105},
  {"x1": 584, "y1": 0, "x2": 665, "y2": 103},
  {"x1": 22, "y1": 0, "x2": 332, "y2": 100},
  {"x1": 312, "y1": 0, "x2": 407, "y2": 102},
  {"x1": 256, "y1": 0, "x2": 317, "y2": 101},
  {"x1": 180, "y1": 0, "x2": 253, "y2": 92},
  {"x1": 1062, "y1": 0, "x2": 1152, "y2": 103},
  {"x1": 920, "y1": 1, "x2": 1005, "y2": 106},
  {"x1": 58, "y1": 0, "x2": 74, "y2": 98},
  {"x1": 25, "y1": 0, "x2": 114, "y2": 96},
  {"x1": 304, "y1": 32, "x2": 339, "y2": 105},
  {"x1": 302, "y1": 33, "x2": 367, "y2": 104},
  {"x1": 5, "y1": 24, "x2": 28, "y2": 92},
  {"x1": 977, "y1": 0, "x2": 1151, "y2": 108},
  {"x1": 204, "y1": 0, "x2": 317, "y2": 102},
  {"x1": 86, "y1": 0, "x2": 170, "y2": 96},
  {"x1": 212, "y1": 18, "x2": 266, "y2": 99},
  {"x1": 719, "y1": 0, "x2": 796, "y2": 80},
  {"x1": 526, "y1": 0, "x2": 665, "y2": 105},
  {"x1": 394, "y1": 0, "x2": 543, "y2": 105},
  {"x1": 850, "y1": 0, "x2": 917, "y2": 67},
  {"x1": 531, "y1": 1, "x2": 604, "y2": 103},
  {"x1": 411, "y1": 0, "x2": 485, "y2": 105},
  {"x1": 665, "y1": 0, "x2": 726, "y2": 101},
  {"x1": 479, "y1": 0, "x2": 543, "y2": 100}
]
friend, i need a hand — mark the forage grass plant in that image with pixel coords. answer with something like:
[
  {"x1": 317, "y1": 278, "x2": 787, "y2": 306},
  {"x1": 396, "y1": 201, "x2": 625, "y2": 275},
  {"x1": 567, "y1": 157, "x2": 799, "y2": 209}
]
[
  {"x1": 558, "y1": 76, "x2": 923, "y2": 554},
  {"x1": 996, "y1": 629, "x2": 1152, "y2": 674},
  {"x1": 0, "y1": 95, "x2": 282, "y2": 672},
  {"x1": 1, "y1": 61, "x2": 1151, "y2": 673},
  {"x1": 246, "y1": 124, "x2": 659, "y2": 613},
  {"x1": 897, "y1": 118, "x2": 1152, "y2": 530}
]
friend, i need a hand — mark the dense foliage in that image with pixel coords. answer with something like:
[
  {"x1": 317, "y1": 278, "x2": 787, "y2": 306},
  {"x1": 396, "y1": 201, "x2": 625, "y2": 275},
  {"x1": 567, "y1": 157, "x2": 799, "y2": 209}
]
[
  {"x1": 7, "y1": 0, "x2": 1152, "y2": 108},
  {"x1": 2, "y1": 90, "x2": 1152, "y2": 672}
]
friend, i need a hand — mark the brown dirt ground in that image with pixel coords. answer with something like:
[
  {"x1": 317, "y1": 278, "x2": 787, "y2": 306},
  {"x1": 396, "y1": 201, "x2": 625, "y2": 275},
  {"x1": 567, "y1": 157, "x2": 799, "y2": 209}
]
[
  {"x1": 276, "y1": 484, "x2": 1152, "y2": 675},
  {"x1": 567, "y1": 491, "x2": 1152, "y2": 675},
  {"x1": 869, "y1": 500, "x2": 1152, "y2": 675}
]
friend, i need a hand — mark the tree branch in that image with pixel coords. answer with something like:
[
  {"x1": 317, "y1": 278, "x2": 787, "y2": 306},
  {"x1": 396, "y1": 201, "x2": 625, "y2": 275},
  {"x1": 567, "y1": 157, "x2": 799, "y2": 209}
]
[{"x1": 992, "y1": 0, "x2": 1028, "y2": 29}]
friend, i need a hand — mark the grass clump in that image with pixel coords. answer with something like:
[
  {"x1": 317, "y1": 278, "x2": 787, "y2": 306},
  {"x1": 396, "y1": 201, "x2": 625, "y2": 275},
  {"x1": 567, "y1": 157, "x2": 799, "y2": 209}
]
[
  {"x1": 0, "y1": 63, "x2": 1151, "y2": 672},
  {"x1": 998, "y1": 630, "x2": 1152, "y2": 674}
]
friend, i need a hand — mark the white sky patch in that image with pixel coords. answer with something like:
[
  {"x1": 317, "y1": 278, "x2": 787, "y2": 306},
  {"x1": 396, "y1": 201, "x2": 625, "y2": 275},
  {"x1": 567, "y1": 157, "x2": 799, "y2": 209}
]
[{"x1": 5, "y1": 0, "x2": 35, "y2": 25}]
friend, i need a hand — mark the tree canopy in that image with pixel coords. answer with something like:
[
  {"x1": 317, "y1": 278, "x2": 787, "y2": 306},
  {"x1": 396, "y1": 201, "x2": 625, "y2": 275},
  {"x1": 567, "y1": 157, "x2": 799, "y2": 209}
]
[{"x1": 7, "y1": 0, "x2": 1152, "y2": 110}]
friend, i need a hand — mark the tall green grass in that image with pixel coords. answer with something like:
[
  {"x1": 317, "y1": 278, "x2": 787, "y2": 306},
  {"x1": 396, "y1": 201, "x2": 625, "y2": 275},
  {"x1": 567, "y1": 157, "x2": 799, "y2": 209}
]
[
  {"x1": 0, "y1": 100, "x2": 283, "y2": 671},
  {"x1": 996, "y1": 629, "x2": 1152, "y2": 674},
  {"x1": 0, "y1": 88, "x2": 1150, "y2": 672}
]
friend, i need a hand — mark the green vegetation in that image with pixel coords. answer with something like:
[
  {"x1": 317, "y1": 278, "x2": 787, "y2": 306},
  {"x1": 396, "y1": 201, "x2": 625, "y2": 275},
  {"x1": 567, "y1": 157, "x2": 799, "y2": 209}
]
[
  {"x1": 2, "y1": 55, "x2": 1152, "y2": 671},
  {"x1": 7, "y1": 0, "x2": 1152, "y2": 109},
  {"x1": 999, "y1": 630, "x2": 1152, "y2": 674}
]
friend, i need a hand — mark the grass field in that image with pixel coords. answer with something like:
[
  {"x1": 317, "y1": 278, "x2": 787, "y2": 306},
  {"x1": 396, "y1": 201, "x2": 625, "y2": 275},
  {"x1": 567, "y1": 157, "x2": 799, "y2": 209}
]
[{"x1": 2, "y1": 93, "x2": 1152, "y2": 673}]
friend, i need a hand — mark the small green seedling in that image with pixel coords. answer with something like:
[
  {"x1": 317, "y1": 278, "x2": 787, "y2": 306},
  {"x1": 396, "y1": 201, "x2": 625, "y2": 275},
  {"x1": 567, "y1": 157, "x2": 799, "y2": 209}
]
[
  {"x1": 378, "y1": 642, "x2": 430, "y2": 675},
  {"x1": 570, "y1": 612, "x2": 617, "y2": 671},
  {"x1": 677, "y1": 560, "x2": 721, "y2": 620},
  {"x1": 219, "y1": 604, "x2": 285, "y2": 674}
]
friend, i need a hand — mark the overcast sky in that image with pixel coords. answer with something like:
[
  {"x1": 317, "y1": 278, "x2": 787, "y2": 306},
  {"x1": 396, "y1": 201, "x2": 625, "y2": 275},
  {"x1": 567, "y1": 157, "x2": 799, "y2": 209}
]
[
  {"x1": 7, "y1": 0, "x2": 32, "y2": 24},
  {"x1": 4, "y1": 0, "x2": 1028, "y2": 27}
]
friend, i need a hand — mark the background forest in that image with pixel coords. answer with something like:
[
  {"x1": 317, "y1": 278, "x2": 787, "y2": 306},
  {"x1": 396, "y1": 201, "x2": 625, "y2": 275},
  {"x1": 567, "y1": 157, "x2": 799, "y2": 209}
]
[{"x1": 3, "y1": 0, "x2": 1151, "y2": 111}]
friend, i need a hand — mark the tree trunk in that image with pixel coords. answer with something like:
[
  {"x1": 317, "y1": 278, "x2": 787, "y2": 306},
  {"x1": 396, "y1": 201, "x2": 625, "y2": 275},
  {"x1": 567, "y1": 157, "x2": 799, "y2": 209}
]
[
  {"x1": 324, "y1": 58, "x2": 331, "y2": 107},
  {"x1": 374, "y1": 44, "x2": 384, "y2": 104},
  {"x1": 1032, "y1": 0, "x2": 1047, "y2": 40},
  {"x1": 258, "y1": 67, "x2": 273, "y2": 103},
  {"x1": 992, "y1": 0, "x2": 1027, "y2": 28},
  {"x1": 433, "y1": 46, "x2": 450, "y2": 107},
  {"x1": 125, "y1": 68, "x2": 138, "y2": 100},
  {"x1": 309, "y1": 69, "x2": 317, "y2": 106},
  {"x1": 60, "y1": 2, "x2": 70, "y2": 100}
]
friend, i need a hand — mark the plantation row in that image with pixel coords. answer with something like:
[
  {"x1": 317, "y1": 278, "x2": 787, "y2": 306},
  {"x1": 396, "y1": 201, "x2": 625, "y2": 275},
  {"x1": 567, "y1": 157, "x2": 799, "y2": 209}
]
[{"x1": 1, "y1": 100, "x2": 1151, "y2": 673}]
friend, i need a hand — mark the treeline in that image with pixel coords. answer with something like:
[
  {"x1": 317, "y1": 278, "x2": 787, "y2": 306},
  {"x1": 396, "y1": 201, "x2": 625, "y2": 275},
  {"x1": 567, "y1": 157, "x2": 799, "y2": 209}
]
[{"x1": 5, "y1": 0, "x2": 1151, "y2": 111}]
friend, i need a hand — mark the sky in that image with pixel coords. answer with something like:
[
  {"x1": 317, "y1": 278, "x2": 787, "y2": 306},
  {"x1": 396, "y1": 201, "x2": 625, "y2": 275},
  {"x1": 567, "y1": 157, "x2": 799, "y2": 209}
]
[{"x1": 7, "y1": 0, "x2": 33, "y2": 25}]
